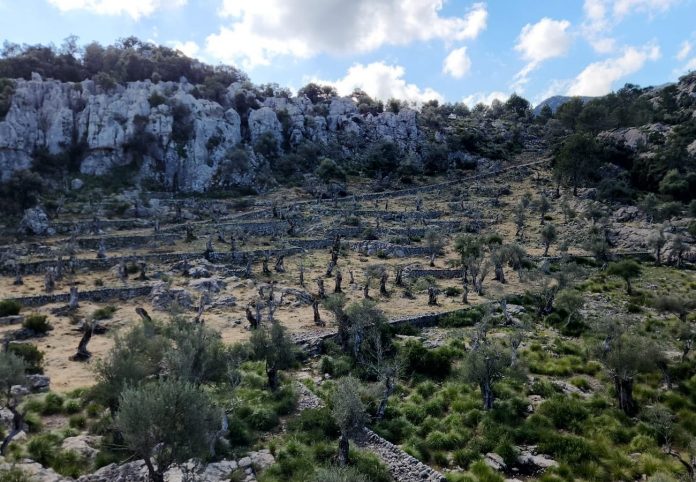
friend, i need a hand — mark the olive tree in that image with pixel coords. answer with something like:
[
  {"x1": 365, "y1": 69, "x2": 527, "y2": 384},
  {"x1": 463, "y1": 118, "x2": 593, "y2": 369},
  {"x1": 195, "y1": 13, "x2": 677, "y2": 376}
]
[
  {"x1": 598, "y1": 333, "x2": 658, "y2": 416},
  {"x1": 361, "y1": 327, "x2": 400, "y2": 420},
  {"x1": 540, "y1": 223, "x2": 557, "y2": 256},
  {"x1": 462, "y1": 339, "x2": 511, "y2": 410},
  {"x1": 607, "y1": 260, "x2": 642, "y2": 295},
  {"x1": 162, "y1": 317, "x2": 229, "y2": 385},
  {"x1": 116, "y1": 379, "x2": 219, "y2": 482},
  {"x1": 250, "y1": 321, "x2": 295, "y2": 390},
  {"x1": 94, "y1": 320, "x2": 169, "y2": 415},
  {"x1": 424, "y1": 229, "x2": 445, "y2": 267},
  {"x1": 331, "y1": 376, "x2": 367, "y2": 465}
]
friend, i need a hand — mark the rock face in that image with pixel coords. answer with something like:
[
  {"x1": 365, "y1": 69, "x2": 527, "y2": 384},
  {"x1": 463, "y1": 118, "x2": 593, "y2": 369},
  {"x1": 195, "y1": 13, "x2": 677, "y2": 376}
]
[{"x1": 0, "y1": 76, "x2": 423, "y2": 192}]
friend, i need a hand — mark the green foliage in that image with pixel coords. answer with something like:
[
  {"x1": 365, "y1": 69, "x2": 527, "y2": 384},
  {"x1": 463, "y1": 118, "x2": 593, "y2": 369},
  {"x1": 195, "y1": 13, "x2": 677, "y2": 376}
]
[
  {"x1": 0, "y1": 466, "x2": 33, "y2": 482},
  {"x1": 41, "y1": 392, "x2": 65, "y2": 415},
  {"x1": 440, "y1": 307, "x2": 484, "y2": 328},
  {"x1": 22, "y1": 313, "x2": 51, "y2": 334},
  {"x1": 0, "y1": 351, "x2": 26, "y2": 399},
  {"x1": 115, "y1": 379, "x2": 218, "y2": 479},
  {"x1": 91, "y1": 305, "x2": 117, "y2": 320},
  {"x1": 553, "y1": 133, "x2": 600, "y2": 194},
  {"x1": 399, "y1": 340, "x2": 455, "y2": 378},
  {"x1": 7, "y1": 343, "x2": 43, "y2": 374},
  {"x1": 331, "y1": 376, "x2": 367, "y2": 437},
  {"x1": 315, "y1": 158, "x2": 346, "y2": 183},
  {"x1": 0, "y1": 300, "x2": 21, "y2": 317}
]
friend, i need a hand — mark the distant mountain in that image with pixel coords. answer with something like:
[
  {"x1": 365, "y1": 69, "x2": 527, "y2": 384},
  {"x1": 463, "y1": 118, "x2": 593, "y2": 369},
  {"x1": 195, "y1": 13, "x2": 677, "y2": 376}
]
[{"x1": 533, "y1": 95, "x2": 593, "y2": 115}]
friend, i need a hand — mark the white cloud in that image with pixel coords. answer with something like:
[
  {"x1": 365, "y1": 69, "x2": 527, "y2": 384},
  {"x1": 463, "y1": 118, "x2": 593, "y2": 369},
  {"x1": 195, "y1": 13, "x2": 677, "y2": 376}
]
[
  {"x1": 462, "y1": 91, "x2": 509, "y2": 107},
  {"x1": 567, "y1": 44, "x2": 661, "y2": 96},
  {"x1": 443, "y1": 47, "x2": 472, "y2": 79},
  {"x1": 46, "y1": 0, "x2": 185, "y2": 19},
  {"x1": 168, "y1": 40, "x2": 200, "y2": 58},
  {"x1": 513, "y1": 18, "x2": 572, "y2": 89},
  {"x1": 612, "y1": 0, "x2": 681, "y2": 18},
  {"x1": 581, "y1": 0, "x2": 679, "y2": 53},
  {"x1": 206, "y1": 0, "x2": 487, "y2": 69},
  {"x1": 677, "y1": 40, "x2": 692, "y2": 60},
  {"x1": 313, "y1": 62, "x2": 443, "y2": 104}
]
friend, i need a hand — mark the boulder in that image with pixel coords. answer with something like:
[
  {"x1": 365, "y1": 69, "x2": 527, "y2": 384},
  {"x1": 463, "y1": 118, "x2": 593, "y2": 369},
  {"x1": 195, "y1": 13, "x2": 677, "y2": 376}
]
[
  {"x1": 484, "y1": 452, "x2": 506, "y2": 471},
  {"x1": 19, "y1": 207, "x2": 54, "y2": 236},
  {"x1": 150, "y1": 282, "x2": 193, "y2": 310},
  {"x1": 61, "y1": 435, "x2": 102, "y2": 461},
  {"x1": 189, "y1": 277, "x2": 226, "y2": 293}
]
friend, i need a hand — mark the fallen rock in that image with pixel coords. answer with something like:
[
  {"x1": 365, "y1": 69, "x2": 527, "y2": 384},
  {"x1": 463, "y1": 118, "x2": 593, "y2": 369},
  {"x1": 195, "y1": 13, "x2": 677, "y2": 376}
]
[
  {"x1": 484, "y1": 452, "x2": 506, "y2": 471},
  {"x1": 61, "y1": 435, "x2": 102, "y2": 461},
  {"x1": 189, "y1": 277, "x2": 226, "y2": 293},
  {"x1": 150, "y1": 282, "x2": 193, "y2": 311}
]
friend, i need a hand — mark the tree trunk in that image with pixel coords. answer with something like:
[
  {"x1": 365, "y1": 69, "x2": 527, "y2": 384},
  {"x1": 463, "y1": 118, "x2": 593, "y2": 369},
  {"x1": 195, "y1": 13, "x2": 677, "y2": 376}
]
[
  {"x1": 614, "y1": 376, "x2": 635, "y2": 416},
  {"x1": 494, "y1": 263, "x2": 505, "y2": 283},
  {"x1": 334, "y1": 271, "x2": 342, "y2": 293},
  {"x1": 481, "y1": 381, "x2": 494, "y2": 410},
  {"x1": 267, "y1": 365, "x2": 279, "y2": 391},
  {"x1": 0, "y1": 404, "x2": 23, "y2": 455},
  {"x1": 144, "y1": 458, "x2": 164, "y2": 482},
  {"x1": 625, "y1": 278, "x2": 632, "y2": 295},
  {"x1": 337, "y1": 433, "x2": 350, "y2": 466},
  {"x1": 429, "y1": 253, "x2": 435, "y2": 267},
  {"x1": 543, "y1": 243, "x2": 549, "y2": 256},
  {"x1": 313, "y1": 300, "x2": 323, "y2": 326},
  {"x1": 376, "y1": 377, "x2": 395, "y2": 421}
]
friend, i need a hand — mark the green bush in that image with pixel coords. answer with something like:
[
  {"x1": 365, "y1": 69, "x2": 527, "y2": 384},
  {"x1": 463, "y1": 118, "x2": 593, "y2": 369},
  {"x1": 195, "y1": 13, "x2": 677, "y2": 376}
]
[
  {"x1": 444, "y1": 287, "x2": 463, "y2": 297},
  {"x1": 537, "y1": 396, "x2": 588, "y2": 431},
  {"x1": 246, "y1": 407, "x2": 279, "y2": 431},
  {"x1": 399, "y1": 341, "x2": 455, "y2": 378},
  {"x1": 441, "y1": 308, "x2": 483, "y2": 327},
  {"x1": 41, "y1": 393, "x2": 65, "y2": 415},
  {"x1": 27, "y1": 433, "x2": 61, "y2": 466},
  {"x1": 8, "y1": 343, "x2": 44, "y2": 374},
  {"x1": 63, "y1": 399, "x2": 82, "y2": 414},
  {"x1": 0, "y1": 467, "x2": 34, "y2": 482},
  {"x1": 22, "y1": 314, "x2": 51, "y2": 334},
  {"x1": 350, "y1": 449, "x2": 392, "y2": 482},
  {"x1": 0, "y1": 299, "x2": 21, "y2": 317},
  {"x1": 69, "y1": 414, "x2": 87, "y2": 429},
  {"x1": 92, "y1": 305, "x2": 117, "y2": 320}
]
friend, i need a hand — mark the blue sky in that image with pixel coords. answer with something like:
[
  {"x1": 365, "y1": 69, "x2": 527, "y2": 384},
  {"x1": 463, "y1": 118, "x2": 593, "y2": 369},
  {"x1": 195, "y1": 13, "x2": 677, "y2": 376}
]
[{"x1": 1, "y1": 0, "x2": 695, "y2": 106}]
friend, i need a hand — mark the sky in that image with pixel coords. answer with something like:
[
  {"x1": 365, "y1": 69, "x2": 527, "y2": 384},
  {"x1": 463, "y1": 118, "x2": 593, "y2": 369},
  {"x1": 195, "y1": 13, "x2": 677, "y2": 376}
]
[{"x1": 1, "y1": 0, "x2": 695, "y2": 106}]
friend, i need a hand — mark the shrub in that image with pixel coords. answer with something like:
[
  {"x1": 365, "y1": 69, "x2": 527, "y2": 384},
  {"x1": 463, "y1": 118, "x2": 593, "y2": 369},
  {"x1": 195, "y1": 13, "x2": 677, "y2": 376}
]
[
  {"x1": 92, "y1": 305, "x2": 117, "y2": 320},
  {"x1": 0, "y1": 467, "x2": 33, "y2": 482},
  {"x1": 537, "y1": 396, "x2": 588, "y2": 431},
  {"x1": 8, "y1": 343, "x2": 44, "y2": 374},
  {"x1": 22, "y1": 314, "x2": 51, "y2": 334},
  {"x1": 246, "y1": 407, "x2": 279, "y2": 431},
  {"x1": 444, "y1": 286, "x2": 463, "y2": 297},
  {"x1": 27, "y1": 433, "x2": 61, "y2": 466},
  {"x1": 69, "y1": 414, "x2": 87, "y2": 429},
  {"x1": 441, "y1": 308, "x2": 483, "y2": 328},
  {"x1": 41, "y1": 393, "x2": 65, "y2": 415},
  {"x1": 63, "y1": 399, "x2": 82, "y2": 414},
  {"x1": 399, "y1": 341, "x2": 455, "y2": 378},
  {"x1": 0, "y1": 299, "x2": 21, "y2": 317}
]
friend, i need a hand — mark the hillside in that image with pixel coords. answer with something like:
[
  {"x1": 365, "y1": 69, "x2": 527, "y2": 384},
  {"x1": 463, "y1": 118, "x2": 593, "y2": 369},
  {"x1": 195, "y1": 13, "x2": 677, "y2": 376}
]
[{"x1": 0, "y1": 38, "x2": 696, "y2": 482}]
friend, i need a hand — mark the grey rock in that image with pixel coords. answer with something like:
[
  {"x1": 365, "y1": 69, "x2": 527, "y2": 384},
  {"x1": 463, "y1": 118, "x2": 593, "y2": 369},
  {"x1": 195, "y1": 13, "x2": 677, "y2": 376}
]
[{"x1": 19, "y1": 207, "x2": 54, "y2": 236}]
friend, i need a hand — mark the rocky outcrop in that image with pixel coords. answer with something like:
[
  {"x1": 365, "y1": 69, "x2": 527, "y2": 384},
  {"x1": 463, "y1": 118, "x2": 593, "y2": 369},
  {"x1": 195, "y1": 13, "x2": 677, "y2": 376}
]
[{"x1": 0, "y1": 76, "x2": 423, "y2": 192}]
